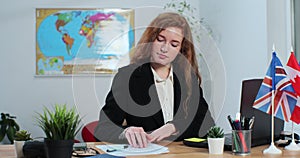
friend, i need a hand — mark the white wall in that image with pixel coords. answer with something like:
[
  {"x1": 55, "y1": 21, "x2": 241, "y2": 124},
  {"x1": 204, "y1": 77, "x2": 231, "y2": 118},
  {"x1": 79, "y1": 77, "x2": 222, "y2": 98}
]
[
  {"x1": 198, "y1": 0, "x2": 267, "y2": 133},
  {"x1": 199, "y1": 0, "x2": 292, "y2": 133},
  {"x1": 0, "y1": 0, "x2": 200, "y2": 142},
  {"x1": 0, "y1": 0, "x2": 294, "y2": 142}
]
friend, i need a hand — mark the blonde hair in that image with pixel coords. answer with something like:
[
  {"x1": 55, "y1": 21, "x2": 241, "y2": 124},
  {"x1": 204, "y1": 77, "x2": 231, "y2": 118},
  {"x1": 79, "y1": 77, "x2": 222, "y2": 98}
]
[{"x1": 131, "y1": 12, "x2": 202, "y2": 116}]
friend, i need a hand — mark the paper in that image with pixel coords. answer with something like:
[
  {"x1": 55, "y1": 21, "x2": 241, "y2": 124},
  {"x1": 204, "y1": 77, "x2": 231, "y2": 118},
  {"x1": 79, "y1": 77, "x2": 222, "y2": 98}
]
[{"x1": 96, "y1": 143, "x2": 169, "y2": 156}]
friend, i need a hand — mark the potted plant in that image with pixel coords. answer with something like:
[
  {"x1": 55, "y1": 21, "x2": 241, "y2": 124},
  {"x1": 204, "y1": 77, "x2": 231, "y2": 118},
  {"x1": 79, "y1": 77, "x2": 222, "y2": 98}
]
[
  {"x1": 207, "y1": 126, "x2": 225, "y2": 154},
  {"x1": 14, "y1": 130, "x2": 32, "y2": 158},
  {"x1": 0, "y1": 113, "x2": 20, "y2": 144},
  {"x1": 35, "y1": 104, "x2": 82, "y2": 158}
]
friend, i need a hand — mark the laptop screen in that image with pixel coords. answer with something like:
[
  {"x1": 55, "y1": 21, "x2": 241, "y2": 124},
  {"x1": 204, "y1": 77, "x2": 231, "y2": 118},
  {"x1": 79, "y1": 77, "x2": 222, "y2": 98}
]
[{"x1": 239, "y1": 79, "x2": 284, "y2": 147}]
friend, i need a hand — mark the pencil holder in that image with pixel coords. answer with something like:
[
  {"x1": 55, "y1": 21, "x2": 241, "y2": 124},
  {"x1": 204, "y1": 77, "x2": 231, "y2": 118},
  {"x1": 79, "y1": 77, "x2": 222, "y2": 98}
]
[{"x1": 232, "y1": 130, "x2": 251, "y2": 155}]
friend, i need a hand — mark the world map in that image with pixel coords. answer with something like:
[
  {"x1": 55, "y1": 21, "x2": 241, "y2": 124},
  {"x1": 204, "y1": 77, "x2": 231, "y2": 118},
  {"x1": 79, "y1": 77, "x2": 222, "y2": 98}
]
[{"x1": 36, "y1": 9, "x2": 134, "y2": 75}]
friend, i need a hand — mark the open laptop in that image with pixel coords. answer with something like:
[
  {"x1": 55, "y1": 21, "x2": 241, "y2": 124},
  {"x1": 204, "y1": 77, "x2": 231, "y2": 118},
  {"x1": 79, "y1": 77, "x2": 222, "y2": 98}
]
[
  {"x1": 223, "y1": 79, "x2": 284, "y2": 148},
  {"x1": 238, "y1": 79, "x2": 284, "y2": 147},
  {"x1": 183, "y1": 79, "x2": 284, "y2": 150}
]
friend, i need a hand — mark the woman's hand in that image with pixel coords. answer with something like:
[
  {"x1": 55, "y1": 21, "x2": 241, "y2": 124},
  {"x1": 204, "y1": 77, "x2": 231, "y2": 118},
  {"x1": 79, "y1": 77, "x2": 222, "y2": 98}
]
[
  {"x1": 124, "y1": 127, "x2": 150, "y2": 148},
  {"x1": 148, "y1": 123, "x2": 176, "y2": 142}
]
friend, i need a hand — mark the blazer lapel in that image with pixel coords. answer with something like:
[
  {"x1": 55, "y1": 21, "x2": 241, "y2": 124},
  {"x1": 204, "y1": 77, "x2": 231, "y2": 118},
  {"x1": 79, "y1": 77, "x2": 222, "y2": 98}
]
[
  {"x1": 173, "y1": 73, "x2": 181, "y2": 115},
  {"x1": 131, "y1": 63, "x2": 165, "y2": 127},
  {"x1": 134, "y1": 64, "x2": 183, "y2": 127}
]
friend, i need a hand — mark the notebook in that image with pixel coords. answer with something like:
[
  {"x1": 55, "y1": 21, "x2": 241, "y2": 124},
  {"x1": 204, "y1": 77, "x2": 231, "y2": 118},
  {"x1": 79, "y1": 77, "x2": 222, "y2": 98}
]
[{"x1": 183, "y1": 135, "x2": 232, "y2": 151}]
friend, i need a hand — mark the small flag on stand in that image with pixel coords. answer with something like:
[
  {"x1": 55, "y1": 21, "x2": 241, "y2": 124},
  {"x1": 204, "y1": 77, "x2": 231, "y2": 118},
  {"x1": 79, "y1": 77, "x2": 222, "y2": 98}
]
[
  {"x1": 286, "y1": 51, "x2": 300, "y2": 124},
  {"x1": 253, "y1": 52, "x2": 297, "y2": 122}
]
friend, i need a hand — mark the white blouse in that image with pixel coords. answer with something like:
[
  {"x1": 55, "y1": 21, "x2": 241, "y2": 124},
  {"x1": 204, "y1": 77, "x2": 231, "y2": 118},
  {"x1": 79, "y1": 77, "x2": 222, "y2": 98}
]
[{"x1": 151, "y1": 66, "x2": 174, "y2": 124}]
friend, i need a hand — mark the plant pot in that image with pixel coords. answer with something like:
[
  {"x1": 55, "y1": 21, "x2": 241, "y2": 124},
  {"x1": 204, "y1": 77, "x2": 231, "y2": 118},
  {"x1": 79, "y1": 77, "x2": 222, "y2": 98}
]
[
  {"x1": 44, "y1": 139, "x2": 74, "y2": 158},
  {"x1": 207, "y1": 137, "x2": 225, "y2": 154},
  {"x1": 14, "y1": 140, "x2": 25, "y2": 158}
]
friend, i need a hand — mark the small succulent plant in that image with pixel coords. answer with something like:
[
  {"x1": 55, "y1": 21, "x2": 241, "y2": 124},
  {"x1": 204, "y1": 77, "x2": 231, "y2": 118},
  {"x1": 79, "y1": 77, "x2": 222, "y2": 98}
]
[
  {"x1": 14, "y1": 130, "x2": 32, "y2": 141},
  {"x1": 207, "y1": 126, "x2": 224, "y2": 138}
]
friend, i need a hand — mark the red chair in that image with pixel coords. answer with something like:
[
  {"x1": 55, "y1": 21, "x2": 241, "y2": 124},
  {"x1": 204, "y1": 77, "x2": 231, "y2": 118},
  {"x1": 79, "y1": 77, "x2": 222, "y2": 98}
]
[{"x1": 81, "y1": 121, "x2": 98, "y2": 142}]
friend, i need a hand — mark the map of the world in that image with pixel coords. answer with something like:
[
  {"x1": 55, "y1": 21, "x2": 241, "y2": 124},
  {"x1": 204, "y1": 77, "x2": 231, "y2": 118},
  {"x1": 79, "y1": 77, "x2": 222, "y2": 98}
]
[{"x1": 36, "y1": 8, "x2": 134, "y2": 75}]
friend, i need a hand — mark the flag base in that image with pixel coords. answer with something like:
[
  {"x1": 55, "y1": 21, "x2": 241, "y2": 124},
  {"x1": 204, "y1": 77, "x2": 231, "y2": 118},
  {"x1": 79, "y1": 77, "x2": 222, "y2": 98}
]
[
  {"x1": 285, "y1": 141, "x2": 300, "y2": 151},
  {"x1": 263, "y1": 143, "x2": 282, "y2": 154}
]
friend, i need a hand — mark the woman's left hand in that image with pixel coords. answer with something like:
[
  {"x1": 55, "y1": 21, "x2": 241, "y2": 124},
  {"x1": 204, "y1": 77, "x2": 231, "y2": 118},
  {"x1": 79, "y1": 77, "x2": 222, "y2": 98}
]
[{"x1": 148, "y1": 123, "x2": 176, "y2": 142}]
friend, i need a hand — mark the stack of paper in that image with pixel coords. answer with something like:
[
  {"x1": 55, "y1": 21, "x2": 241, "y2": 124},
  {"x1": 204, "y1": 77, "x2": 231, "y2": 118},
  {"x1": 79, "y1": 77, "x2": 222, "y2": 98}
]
[{"x1": 96, "y1": 143, "x2": 169, "y2": 156}]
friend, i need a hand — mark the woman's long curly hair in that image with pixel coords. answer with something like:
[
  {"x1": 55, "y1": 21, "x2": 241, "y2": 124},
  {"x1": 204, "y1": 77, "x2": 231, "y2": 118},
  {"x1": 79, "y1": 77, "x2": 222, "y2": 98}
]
[{"x1": 131, "y1": 12, "x2": 201, "y2": 117}]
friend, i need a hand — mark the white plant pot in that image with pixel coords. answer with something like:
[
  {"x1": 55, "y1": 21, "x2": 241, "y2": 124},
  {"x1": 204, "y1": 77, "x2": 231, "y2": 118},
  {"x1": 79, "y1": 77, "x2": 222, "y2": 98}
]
[
  {"x1": 14, "y1": 140, "x2": 25, "y2": 158},
  {"x1": 207, "y1": 137, "x2": 225, "y2": 154}
]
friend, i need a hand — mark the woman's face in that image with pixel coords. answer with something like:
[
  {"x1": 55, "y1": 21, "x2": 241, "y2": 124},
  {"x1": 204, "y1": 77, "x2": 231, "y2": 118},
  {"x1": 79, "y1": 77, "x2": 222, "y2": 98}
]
[{"x1": 151, "y1": 27, "x2": 183, "y2": 67}]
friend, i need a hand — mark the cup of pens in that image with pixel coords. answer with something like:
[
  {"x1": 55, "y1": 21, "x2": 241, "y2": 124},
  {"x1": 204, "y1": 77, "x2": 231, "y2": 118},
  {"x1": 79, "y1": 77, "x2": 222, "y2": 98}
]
[
  {"x1": 232, "y1": 129, "x2": 251, "y2": 155},
  {"x1": 227, "y1": 114, "x2": 254, "y2": 155}
]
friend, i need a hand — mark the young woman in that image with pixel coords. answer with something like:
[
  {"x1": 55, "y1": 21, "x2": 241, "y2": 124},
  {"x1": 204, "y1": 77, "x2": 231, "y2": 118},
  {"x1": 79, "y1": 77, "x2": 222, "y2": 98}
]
[{"x1": 94, "y1": 12, "x2": 214, "y2": 148}]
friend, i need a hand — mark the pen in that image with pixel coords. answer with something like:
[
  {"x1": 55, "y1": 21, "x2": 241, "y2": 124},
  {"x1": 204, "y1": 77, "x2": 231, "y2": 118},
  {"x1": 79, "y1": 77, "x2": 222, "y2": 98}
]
[
  {"x1": 233, "y1": 120, "x2": 242, "y2": 130},
  {"x1": 235, "y1": 112, "x2": 241, "y2": 121},
  {"x1": 244, "y1": 117, "x2": 250, "y2": 130},
  {"x1": 227, "y1": 115, "x2": 236, "y2": 130},
  {"x1": 233, "y1": 121, "x2": 248, "y2": 152},
  {"x1": 106, "y1": 145, "x2": 129, "y2": 152},
  {"x1": 249, "y1": 116, "x2": 255, "y2": 129},
  {"x1": 241, "y1": 116, "x2": 245, "y2": 129},
  {"x1": 227, "y1": 115, "x2": 241, "y2": 151}
]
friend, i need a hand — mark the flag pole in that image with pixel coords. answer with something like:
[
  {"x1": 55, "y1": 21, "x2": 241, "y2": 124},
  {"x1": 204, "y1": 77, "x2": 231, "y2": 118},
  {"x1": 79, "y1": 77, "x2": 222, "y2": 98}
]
[
  {"x1": 285, "y1": 46, "x2": 300, "y2": 151},
  {"x1": 263, "y1": 45, "x2": 282, "y2": 154},
  {"x1": 285, "y1": 122, "x2": 300, "y2": 150}
]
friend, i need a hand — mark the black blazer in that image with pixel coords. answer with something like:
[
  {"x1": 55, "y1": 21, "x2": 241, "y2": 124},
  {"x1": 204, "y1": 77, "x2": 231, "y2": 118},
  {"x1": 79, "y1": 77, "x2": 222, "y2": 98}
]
[{"x1": 94, "y1": 63, "x2": 213, "y2": 143}]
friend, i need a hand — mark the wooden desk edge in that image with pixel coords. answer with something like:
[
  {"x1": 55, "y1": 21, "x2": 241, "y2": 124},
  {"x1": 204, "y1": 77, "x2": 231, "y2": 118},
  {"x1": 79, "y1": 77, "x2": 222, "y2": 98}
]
[{"x1": 1, "y1": 141, "x2": 300, "y2": 158}]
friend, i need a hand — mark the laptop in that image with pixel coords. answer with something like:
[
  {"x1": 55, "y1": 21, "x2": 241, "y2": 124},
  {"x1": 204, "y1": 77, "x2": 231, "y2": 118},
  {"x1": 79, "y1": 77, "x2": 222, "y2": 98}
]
[
  {"x1": 183, "y1": 79, "x2": 284, "y2": 150},
  {"x1": 238, "y1": 79, "x2": 284, "y2": 147}
]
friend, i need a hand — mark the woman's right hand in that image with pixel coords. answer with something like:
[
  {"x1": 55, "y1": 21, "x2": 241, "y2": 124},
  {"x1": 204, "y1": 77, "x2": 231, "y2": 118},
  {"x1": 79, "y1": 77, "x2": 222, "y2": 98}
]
[{"x1": 124, "y1": 126, "x2": 150, "y2": 148}]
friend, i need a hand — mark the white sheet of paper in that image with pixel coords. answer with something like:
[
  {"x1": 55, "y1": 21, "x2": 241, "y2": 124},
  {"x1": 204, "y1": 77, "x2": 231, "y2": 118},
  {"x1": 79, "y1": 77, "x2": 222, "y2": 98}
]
[{"x1": 96, "y1": 143, "x2": 169, "y2": 156}]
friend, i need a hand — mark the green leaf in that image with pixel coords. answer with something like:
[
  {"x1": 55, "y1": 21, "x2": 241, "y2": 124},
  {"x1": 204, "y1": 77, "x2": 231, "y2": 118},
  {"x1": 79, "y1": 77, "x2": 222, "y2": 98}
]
[
  {"x1": 0, "y1": 113, "x2": 20, "y2": 143},
  {"x1": 0, "y1": 128, "x2": 5, "y2": 141},
  {"x1": 207, "y1": 126, "x2": 224, "y2": 138},
  {"x1": 35, "y1": 104, "x2": 82, "y2": 140},
  {"x1": 15, "y1": 130, "x2": 32, "y2": 141},
  {"x1": 7, "y1": 126, "x2": 16, "y2": 144}
]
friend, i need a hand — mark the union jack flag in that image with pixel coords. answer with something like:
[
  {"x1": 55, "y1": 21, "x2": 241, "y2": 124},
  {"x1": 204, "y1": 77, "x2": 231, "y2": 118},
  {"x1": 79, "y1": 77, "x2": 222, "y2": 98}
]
[{"x1": 253, "y1": 52, "x2": 297, "y2": 122}]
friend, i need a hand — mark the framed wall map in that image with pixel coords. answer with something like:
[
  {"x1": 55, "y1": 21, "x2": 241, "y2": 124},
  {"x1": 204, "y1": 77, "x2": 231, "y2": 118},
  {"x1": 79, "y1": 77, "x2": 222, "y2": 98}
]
[{"x1": 35, "y1": 8, "x2": 135, "y2": 75}]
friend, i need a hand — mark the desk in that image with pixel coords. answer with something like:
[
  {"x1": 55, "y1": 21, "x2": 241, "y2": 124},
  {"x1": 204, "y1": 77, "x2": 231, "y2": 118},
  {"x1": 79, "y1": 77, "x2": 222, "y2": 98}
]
[{"x1": 1, "y1": 142, "x2": 300, "y2": 158}]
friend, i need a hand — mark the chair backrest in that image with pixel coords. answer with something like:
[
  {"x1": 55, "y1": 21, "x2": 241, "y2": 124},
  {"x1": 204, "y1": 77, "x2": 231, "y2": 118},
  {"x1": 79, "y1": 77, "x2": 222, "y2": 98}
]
[
  {"x1": 240, "y1": 79, "x2": 284, "y2": 146},
  {"x1": 81, "y1": 121, "x2": 98, "y2": 142}
]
